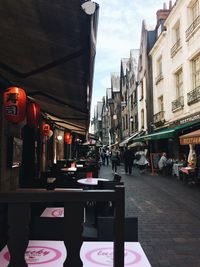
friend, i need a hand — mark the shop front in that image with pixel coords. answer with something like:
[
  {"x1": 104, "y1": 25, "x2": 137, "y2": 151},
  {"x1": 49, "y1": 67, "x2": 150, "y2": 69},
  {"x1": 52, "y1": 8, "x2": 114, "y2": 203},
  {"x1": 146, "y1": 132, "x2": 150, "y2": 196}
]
[{"x1": 132, "y1": 119, "x2": 200, "y2": 160}]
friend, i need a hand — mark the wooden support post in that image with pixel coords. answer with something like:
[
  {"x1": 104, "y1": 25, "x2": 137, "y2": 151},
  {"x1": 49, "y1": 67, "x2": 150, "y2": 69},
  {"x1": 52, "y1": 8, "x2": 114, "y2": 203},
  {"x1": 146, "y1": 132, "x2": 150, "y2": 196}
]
[
  {"x1": 63, "y1": 202, "x2": 84, "y2": 267},
  {"x1": 114, "y1": 186, "x2": 125, "y2": 267},
  {"x1": 7, "y1": 203, "x2": 30, "y2": 267}
]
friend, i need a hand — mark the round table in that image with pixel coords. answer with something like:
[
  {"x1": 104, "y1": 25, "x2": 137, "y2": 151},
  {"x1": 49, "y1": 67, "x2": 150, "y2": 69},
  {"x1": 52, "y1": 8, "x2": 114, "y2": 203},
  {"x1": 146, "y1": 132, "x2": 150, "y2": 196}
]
[{"x1": 77, "y1": 178, "x2": 109, "y2": 186}]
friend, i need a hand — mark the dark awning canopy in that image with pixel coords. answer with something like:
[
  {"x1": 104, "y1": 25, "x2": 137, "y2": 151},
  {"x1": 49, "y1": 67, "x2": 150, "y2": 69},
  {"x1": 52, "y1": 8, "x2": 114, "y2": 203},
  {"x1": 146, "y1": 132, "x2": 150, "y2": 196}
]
[
  {"x1": 133, "y1": 121, "x2": 200, "y2": 142},
  {"x1": 0, "y1": 0, "x2": 99, "y2": 135}
]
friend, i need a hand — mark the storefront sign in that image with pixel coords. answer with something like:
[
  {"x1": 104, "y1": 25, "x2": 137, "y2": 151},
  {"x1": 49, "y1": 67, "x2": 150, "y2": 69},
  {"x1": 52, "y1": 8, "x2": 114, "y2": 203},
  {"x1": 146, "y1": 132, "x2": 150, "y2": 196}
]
[
  {"x1": 180, "y1": 137, "x2": 200, "y2": 145},
  {"x1": 179, "y1": 113, "x2": 200, "y2": 124}
]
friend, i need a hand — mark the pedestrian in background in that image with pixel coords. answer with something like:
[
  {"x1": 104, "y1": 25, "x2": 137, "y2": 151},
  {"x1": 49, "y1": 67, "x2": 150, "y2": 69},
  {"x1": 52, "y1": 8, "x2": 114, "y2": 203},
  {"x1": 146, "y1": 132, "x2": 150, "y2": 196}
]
[
  {"x1": 158, "y1": 152, "x2": 168, "y2": 175},
  {"x1": 123, "y1": 147, "x2": 133, "y2": 174},
  {"x1": 135, "y1": 148, "x2": 149, "y2": 174},
  {"x1": 111, "y1": 147, "x2": 120, "y2": 173},
  {"x1": 100, "y1": 149, "x2": 105, "y2": 165},
  {"x1": 105, "y1": 148, "x2": 110, "y2": 166}
]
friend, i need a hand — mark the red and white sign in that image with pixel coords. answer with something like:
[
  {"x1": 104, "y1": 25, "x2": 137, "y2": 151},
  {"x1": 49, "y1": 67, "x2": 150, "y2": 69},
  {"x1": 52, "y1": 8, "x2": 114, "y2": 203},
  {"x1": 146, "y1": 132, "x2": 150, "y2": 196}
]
[{"x1": 0, "y1": 241, "x2": 151, "y2": 266}]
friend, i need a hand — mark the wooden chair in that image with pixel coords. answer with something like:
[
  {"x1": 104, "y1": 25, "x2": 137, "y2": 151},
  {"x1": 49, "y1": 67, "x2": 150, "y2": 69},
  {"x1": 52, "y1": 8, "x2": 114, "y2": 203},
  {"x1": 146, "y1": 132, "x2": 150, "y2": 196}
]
[{"x1": 0, "y1": 186, "x2": 125, "y2": 267}]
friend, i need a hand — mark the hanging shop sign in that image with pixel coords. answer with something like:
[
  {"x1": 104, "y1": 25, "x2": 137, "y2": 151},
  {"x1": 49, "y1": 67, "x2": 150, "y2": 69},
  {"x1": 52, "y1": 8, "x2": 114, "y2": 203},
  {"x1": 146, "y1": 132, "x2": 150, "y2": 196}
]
[
  {"x1": 3, "y1": 86, "x2": 26, "y2": 123},
  {"x1": 27, "y1": 102, "x2": 40, "y2": 128}
]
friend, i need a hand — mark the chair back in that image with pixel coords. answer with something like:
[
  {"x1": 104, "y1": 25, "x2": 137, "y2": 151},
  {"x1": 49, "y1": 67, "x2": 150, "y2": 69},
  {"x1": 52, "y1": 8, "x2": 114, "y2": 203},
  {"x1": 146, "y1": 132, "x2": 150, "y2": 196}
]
[{"x1": 98, "y1": 180, "x2": 124, "y2": 189}]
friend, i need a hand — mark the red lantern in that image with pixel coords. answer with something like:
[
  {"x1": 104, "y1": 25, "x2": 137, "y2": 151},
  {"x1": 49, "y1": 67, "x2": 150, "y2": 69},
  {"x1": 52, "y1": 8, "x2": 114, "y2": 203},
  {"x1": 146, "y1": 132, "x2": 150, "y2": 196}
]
[
  {"x1": 64, "y1": 132, "x2": 71, "y2": 143},
  {"x1": 3, "y1": 86, "x2": 26, "y2": 123},
  {"x1": 42, "y1": 124, "x2": 50, "y2": 136},
  {"x1": 67, "y1": 136, "x2": 72, "y2": 145},
  {"x1": 27, "y1": 102, "x2": 40, "y2": 128}
]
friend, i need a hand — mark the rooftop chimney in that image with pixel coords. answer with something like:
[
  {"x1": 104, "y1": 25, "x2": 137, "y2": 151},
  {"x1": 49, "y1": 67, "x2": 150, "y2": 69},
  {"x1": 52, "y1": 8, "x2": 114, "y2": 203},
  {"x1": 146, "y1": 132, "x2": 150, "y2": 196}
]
[
  {"x1": 169, "y1": 0, "x2": 172, "y2": 9},
  {"x1": 156, "y1": 2, "x2": 171, "y2": 23}
]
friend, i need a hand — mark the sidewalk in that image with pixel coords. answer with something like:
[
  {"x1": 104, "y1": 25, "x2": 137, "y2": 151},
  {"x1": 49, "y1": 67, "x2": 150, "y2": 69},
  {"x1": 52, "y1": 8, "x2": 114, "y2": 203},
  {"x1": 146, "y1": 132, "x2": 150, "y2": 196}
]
[{"x1": 99, "y1": 163, "x2": 200, "y2": 267}]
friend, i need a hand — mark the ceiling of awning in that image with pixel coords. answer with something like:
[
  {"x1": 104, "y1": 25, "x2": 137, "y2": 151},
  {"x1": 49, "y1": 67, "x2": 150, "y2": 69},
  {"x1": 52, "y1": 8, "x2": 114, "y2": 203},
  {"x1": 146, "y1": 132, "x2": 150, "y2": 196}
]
[{"x1": 0, "y1": 0, "x2": 99, "y2": 135}]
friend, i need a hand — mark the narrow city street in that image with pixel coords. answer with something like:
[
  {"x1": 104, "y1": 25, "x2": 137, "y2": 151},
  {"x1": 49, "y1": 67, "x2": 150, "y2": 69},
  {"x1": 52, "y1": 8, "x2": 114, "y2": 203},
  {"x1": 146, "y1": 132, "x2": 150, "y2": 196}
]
[{"x1": 99, "y1": 163, "x2": 200, "y2": 267}]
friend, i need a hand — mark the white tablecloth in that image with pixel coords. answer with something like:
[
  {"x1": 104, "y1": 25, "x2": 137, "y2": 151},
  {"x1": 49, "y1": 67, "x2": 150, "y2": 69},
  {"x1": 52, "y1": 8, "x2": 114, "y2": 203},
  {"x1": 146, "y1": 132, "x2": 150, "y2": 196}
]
[{"x1": 0, "y1": 240, "x2": 152, "y2": 266}]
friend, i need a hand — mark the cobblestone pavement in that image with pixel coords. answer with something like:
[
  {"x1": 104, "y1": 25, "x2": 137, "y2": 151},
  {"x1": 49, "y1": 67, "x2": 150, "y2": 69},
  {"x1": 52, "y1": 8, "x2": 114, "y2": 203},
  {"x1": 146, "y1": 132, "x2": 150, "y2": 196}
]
[{"x1": 99, "y1": 163, "x2": 200, "y2": 267}]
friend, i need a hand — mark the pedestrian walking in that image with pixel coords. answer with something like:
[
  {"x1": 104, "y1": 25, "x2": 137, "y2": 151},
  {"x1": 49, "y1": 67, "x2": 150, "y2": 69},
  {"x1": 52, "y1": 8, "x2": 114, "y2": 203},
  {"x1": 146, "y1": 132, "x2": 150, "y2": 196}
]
[
  {"x1": 105, "y1": 148, "x2": 110, "y2": 166},
  {"x1": 123, "y1": 147, "x2": 133, "y2": 174},
  {"x1": 111, "y1": 147, "x2": 120, "y2": 173},
  {"x1": 100, "y1": 149, "x2": 105, "y2": 165},
  {"x1": 158, "y1": 152, "x2": 168, "y2": 175},
  {"x1": 135, "y1": 149, "x2": 149, "y2": 174}
]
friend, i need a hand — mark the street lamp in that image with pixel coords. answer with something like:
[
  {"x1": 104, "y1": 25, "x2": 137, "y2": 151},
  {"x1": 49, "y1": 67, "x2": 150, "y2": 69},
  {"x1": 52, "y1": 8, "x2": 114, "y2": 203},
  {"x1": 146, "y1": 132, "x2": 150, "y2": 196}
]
[
  {"x1": 81, "y1": 1, "x2": 96, "y2": 15},
  {"x1": 129, "y1": 116, "x2": 134, "y2": 134}
]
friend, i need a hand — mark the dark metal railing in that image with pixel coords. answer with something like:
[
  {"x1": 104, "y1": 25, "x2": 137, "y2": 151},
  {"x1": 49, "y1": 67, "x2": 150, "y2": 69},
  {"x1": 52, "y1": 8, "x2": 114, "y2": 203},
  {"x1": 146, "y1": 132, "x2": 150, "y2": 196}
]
[
  {"x1": 170, "y1": 39, "x2": 181, "y2": 57},
  {"x1": 153, "y1": 111, "x2": 165, "y2": 123},
  {"x1": 186, "y1": 15, "x2": 200, "y2": 40},
  {"x1": 172, "y1": 96, "x2": 184, "y2": 111},
  {"x1": 0, "y1": 187, "x2": 125, "y2": 267},
  {"x1": 187, "y1": 86, "x2": 200, "y2": 105}
]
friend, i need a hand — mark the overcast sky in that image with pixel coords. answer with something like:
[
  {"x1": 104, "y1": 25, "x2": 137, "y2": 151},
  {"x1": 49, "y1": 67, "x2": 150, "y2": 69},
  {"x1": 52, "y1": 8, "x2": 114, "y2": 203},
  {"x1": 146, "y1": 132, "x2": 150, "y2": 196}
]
[{"x1": 91, "y1": 0, "x2": 175, "y2": 115}]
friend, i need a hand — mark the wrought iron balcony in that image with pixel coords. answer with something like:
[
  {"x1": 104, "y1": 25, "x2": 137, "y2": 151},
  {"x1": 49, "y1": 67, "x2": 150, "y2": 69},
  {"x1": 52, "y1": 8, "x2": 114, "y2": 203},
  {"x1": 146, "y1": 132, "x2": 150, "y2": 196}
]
[
  {"x1": 172, "y1": 96, "x2": 184, "y2": 112},
  {"x1": 187, "y1": 86, "x2": 200, "y2": 105},
  {"x1": 186, "y1": 15, "x2": 200, "y2": 41},
  {"x1": 170, "y1": 39, "x2": 181, "y2": 58},
  {"x1": 153, "y1": 111, "x2": 165, "y2": 125},
  {"x1": 155, "y1": 73, "x2": 163, "y2": 85}
]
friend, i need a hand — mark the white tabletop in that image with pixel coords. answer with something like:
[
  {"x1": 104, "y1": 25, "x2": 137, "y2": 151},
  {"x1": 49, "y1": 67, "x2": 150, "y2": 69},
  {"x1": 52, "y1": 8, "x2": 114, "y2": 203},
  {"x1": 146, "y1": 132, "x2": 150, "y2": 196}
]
[
  {"x1": 77, "y1": 178, "x2": 109, "y2": 185},
  {"x1": 0, "y1": 240, "x2": 151, "y2": 266},
  {"x1": 60, "y1": 167, "x2": 77, "y2": 172},
  {"x1": 40, "y1": 207, "x2": 64, "y2": 217}
]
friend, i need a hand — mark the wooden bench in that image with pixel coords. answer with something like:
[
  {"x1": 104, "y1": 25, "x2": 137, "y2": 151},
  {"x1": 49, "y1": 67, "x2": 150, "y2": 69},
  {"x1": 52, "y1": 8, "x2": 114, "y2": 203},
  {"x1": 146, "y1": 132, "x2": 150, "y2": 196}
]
[{"x1": 0, "y1": 186, "x2": 124, "y2": 267}]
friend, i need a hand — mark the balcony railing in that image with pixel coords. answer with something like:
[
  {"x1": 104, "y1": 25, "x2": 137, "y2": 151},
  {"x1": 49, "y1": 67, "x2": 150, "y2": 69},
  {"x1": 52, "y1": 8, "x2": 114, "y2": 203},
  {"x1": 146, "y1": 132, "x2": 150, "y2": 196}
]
[
  {"x1": 187, "y1": 86, "x2": 200, "y2": 105},
  {"x1": 172, "y1": 96, "x2": 184, "y2": 112},
  {"x1": 186, "y1": 15, "x2": 200, "y2": 41},
  {"x1": 153, "y1": 111, "x2": 165, "y2": 124},
  {"x1": 155, "y1": 73, "x2": 163, "y2": 85},
  {"x1": 170, "y1": 39, "x2": 181, "y2": 58}
]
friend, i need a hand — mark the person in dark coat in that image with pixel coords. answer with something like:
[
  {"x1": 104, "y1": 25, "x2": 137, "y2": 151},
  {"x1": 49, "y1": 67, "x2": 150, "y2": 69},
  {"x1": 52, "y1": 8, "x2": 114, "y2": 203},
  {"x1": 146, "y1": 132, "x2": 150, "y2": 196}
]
[{"x1": 123, "y1": 147, "x2": 133, "y2": 174}]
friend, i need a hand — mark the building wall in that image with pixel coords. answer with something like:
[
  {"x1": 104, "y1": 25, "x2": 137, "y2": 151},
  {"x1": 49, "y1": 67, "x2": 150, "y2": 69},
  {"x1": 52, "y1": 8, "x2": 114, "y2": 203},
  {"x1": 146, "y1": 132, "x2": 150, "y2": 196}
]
[{"x1": 151, "y1": 0, "x2": 200, "y2": 127}]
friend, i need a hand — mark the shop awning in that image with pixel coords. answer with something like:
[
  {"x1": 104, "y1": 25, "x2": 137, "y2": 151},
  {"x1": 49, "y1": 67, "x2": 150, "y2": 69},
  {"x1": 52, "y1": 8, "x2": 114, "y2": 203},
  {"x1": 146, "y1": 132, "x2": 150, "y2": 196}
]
[
  {"x1": 119, "y1": 131, "x2": 142, "y2": 147},
  {"x1": 179, "y1": 129, "x2": 200, "y2": 145},
  {"x1": 133, "y1": 121, "x2": 200, "y2": 142},
  {"x1": 0, "y1": 0, "x2": 99, "y2": 135}
]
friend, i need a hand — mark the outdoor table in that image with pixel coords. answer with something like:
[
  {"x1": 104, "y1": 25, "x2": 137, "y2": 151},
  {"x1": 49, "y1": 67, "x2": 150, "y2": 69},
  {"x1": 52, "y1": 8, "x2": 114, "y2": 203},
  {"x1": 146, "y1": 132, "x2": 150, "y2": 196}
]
[
  {"x1": 77, "y1": 178, "x2": 109, "y2": 186},
  {"x1": 0, "y1": 240, "x2": 152, "y2": 266},
  {"x1": 40, "y1": 207, "x2": 64, "y2": 217}
]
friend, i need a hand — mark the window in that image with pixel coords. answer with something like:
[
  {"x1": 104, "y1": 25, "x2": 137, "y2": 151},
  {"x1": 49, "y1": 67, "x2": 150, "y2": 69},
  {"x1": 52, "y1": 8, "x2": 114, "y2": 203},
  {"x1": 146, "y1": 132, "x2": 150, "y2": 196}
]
[
  {"x1": 157, "y1": 57, "x2": 162, "y2": 75},
  {"x1": 141, "y1": 109, "x2": 144, "y2": 128},
  {"x1": 192, "y1": 54, "x2": 200, "y2": 88},
  {"x1": 155, "y1": 56, "x2": 163, "y2": 84},
  {"x1": 140, "y1": 81, "x2": 144, "y2": 100},
  {"x1": 158, "y1": 95, "x2": 163, "y2": 112},
  {"x1": 186, "y1": 0, "x2": 200, "y2": 40},
  {"x1": 171, "y1": 21, "x2": 181, "y2": 57},
  {"x1": 191, "y1": 0, "x2": 199, "y2": 22},
  {"x1": 175, "y1": 69, "x2": 183, "y2": 97}
]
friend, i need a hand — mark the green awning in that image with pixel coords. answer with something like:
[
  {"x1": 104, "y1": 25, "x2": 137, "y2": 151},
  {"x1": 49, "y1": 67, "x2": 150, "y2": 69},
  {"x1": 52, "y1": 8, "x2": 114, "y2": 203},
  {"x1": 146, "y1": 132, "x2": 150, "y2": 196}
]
[{"x1": 133, "y1": 121, "x2": 200, "y2": 142}]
